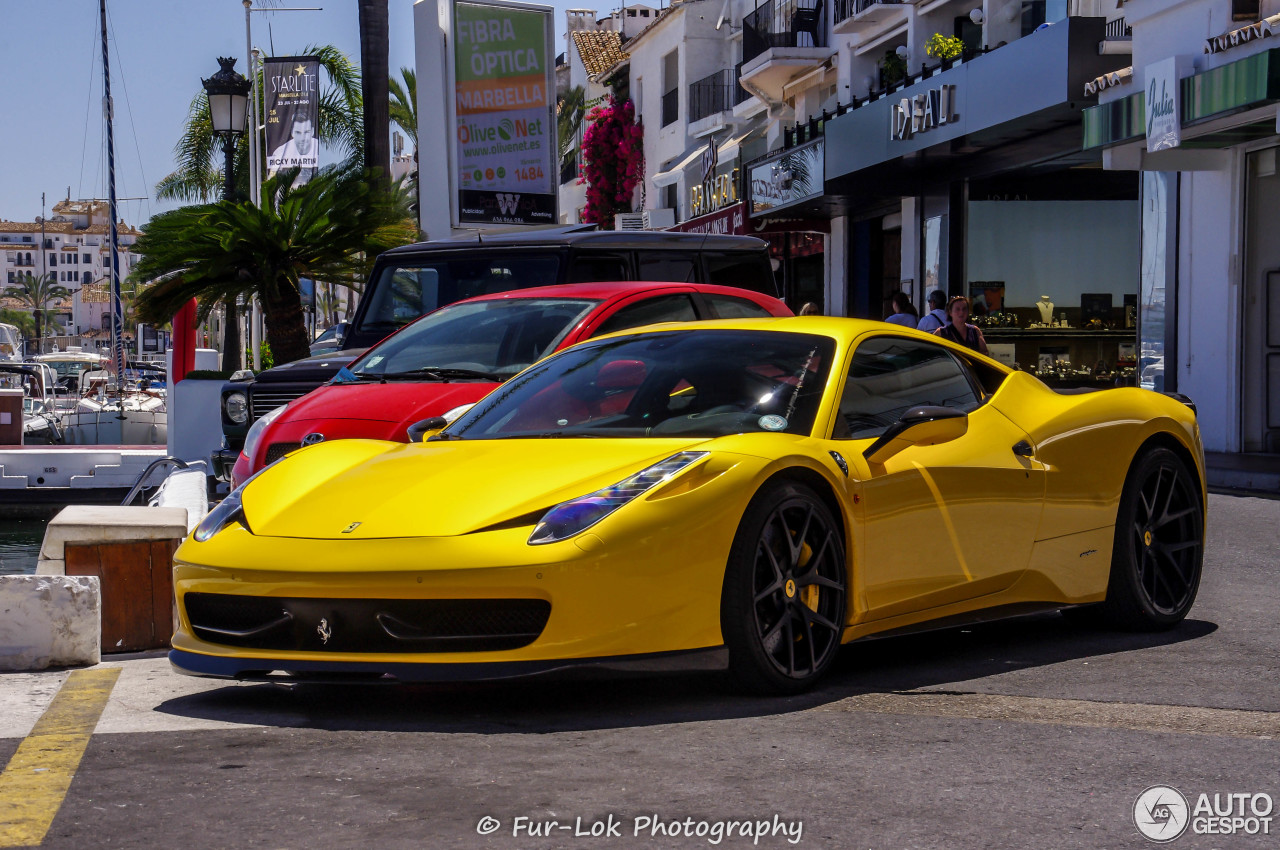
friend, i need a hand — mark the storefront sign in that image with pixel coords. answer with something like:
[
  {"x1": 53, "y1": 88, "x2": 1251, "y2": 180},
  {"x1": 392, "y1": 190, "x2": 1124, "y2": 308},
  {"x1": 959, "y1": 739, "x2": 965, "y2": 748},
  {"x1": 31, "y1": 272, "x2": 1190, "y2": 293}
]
[
  {"x1": 453, "y1": 0, "x2": 557, "y2": 226},
  {"x1": 1146, "y1": 57, "x2": 1181, "y2": 153},
  {"x1": 689, "y1": 171, "x2": 738, "y2": 218},
  {"x1": 889, "y1": 85, "x2": 959, "y2": 141},
  {"x1": 1205, "y1": 14, "x2": 1280, "y2": 55},
  {"x1": 669, "y1": 202, "x2": 746, "y2": 235},
  {"x1": 749, "y1": 140, "x2": 823, "y2": 216}
]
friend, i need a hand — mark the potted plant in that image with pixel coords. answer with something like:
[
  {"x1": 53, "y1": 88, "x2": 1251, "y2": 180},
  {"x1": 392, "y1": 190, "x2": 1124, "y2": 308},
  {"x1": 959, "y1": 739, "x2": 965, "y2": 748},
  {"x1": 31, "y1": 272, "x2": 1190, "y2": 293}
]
[
  {"x1": 925, "y1": 33, "x2": 965, "y2": 62},
  {"x1": 880, "y1": 49, "x2": 908, "y2": 88}
]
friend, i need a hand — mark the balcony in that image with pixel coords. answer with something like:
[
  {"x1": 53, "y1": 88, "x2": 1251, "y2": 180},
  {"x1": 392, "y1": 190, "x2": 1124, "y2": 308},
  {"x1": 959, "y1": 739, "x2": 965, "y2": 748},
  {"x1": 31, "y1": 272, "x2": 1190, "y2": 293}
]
[
  {"x1": 688, "y1": 69, "x2": 749, "y2": 125},
  {"x1": 739, "y1": 0, "x2": 832, "y2": 103},
  {"x1": 833, "y1": 0, "x2": 907, "y2": 36}
]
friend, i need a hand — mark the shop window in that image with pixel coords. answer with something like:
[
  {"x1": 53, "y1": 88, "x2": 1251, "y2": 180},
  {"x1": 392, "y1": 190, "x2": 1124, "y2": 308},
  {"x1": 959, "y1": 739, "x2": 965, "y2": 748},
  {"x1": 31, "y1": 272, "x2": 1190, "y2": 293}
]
[{"x1": 832, "y1": 336, "x2": 980, "y2": 439}]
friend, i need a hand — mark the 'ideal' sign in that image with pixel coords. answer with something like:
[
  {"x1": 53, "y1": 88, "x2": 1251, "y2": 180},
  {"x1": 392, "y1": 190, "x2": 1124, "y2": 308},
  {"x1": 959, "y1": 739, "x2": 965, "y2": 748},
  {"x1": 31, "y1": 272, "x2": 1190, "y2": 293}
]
[{"x1": 890, "y1": 85, "x2": 959, "y2": 141}]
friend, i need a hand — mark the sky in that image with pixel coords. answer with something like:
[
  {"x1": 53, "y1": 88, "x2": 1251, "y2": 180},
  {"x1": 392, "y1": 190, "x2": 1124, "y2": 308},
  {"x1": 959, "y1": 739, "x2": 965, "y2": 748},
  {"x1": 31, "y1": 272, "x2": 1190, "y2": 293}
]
[{"x1": 0, "y1": 0, "x2": 590, "y2": 227}]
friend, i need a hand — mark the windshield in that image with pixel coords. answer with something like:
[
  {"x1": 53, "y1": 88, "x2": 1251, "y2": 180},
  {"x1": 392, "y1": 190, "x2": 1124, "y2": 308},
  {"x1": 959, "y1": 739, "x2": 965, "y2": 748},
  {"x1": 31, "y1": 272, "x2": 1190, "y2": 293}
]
[
  {"x1": 357, "y1": 254, "x2": 563, "y2": 336},
  {"x1": 40, "y1": 358, "x2": 99, "y2": 379},
  {"x1": 445, "y1": 329, "x2": 835, "y2": 440},
  {"x1": 342, "y1": 298, "x2": 598, "y2": 381}
]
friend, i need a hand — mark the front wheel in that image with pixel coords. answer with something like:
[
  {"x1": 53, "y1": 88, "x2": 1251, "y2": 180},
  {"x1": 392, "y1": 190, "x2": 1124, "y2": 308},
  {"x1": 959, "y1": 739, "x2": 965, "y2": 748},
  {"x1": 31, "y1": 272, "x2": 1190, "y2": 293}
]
[
  {"x1": 1092, "y1": 446, "x2": 1204, "y2": 630},
  {"x1": 721, "y1": 481, "x2": 847, "y2": 694}
]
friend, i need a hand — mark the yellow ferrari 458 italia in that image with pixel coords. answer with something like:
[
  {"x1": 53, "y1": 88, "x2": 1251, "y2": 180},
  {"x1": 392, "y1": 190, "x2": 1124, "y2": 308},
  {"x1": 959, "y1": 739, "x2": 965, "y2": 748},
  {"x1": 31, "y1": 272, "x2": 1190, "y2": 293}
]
[{"x1": 171, "y1": 318, "x2": 1206, "y2": 694}]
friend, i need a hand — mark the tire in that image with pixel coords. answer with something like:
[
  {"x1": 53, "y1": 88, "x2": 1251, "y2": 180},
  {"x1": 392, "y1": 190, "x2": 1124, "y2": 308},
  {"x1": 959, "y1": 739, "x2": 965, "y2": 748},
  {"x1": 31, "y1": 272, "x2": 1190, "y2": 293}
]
[
  {"x1": 721, "y1": 481, "x2": 847, "y2": 694},
  {"x1": 1092, "y1": 446, "x2": 1204, "y2": 630}
]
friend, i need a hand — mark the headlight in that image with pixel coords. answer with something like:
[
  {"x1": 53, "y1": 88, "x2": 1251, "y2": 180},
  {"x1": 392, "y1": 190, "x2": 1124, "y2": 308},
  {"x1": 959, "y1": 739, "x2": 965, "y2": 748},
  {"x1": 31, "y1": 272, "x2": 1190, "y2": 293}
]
[
  {"x1": 528, "y1": 452, "x2": 707, "y2": 545},
  {"x1": 242, "y1": 405, "x2": 287, "y2": 461},
  {"x1": 193, "y1": 463, "x2": 272, "y2": 542},
  {"x1": 223, "y1": 391, "x2": 248, "y2": 425}
]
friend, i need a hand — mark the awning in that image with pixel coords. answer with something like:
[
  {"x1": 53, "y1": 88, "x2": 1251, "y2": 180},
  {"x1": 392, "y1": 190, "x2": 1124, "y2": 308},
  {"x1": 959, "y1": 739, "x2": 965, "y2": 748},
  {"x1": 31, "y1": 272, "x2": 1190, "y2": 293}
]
[
  {"x1": 716, "y1": 127, "x2": 764, "y2": 163},
  {"x1": 651, "y1": 144, "x2": 708, "y2": 188}
]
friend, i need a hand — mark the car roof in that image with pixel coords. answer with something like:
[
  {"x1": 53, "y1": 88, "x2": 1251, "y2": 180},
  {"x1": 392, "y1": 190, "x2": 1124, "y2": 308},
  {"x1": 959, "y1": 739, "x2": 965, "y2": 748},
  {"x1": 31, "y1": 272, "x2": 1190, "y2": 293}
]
[
  {"x1": 380, "y1": 226, "x2": 768, "y2": 256},
  {"x1": 457, "y1": 280, "x2": 781, "y2": 304},
  {"x1": 582, "y1": 316, "x2": 1013, "y2": 370}
]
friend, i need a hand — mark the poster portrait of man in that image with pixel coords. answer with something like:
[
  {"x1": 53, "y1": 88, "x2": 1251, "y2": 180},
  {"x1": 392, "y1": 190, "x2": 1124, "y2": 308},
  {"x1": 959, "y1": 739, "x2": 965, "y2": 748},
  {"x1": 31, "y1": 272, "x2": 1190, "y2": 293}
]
[{"x1": 264, "y1": 56, "x2": 320, "y2": 186}]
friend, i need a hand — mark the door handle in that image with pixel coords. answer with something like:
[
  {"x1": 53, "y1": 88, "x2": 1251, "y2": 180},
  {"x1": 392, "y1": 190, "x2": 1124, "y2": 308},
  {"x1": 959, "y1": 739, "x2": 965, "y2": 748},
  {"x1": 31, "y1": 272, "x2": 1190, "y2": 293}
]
[{"x1": 1012, "y1": 440, "x2": 1035, "y2": 458}]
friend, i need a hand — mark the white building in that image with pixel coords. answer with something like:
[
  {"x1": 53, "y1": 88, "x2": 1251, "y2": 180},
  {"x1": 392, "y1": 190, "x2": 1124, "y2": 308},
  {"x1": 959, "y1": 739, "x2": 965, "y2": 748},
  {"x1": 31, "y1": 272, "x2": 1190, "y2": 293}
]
[
  {"x1": 0, "y1": 199, "x2": 142, "y2": 352},
  {"x1": 1081, "y1": 0, "x2": 1280, "y2": 471}
]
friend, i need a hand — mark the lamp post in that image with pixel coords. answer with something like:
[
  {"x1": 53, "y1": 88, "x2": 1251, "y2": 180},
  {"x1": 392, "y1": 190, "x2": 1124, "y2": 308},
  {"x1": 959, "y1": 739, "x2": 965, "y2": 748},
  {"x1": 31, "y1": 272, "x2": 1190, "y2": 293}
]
[
  {"x1": 202, "y1": 57, "x2": 250, "y2": 369},
  {"x1": 202, "y1": 57, "x2": 250, "y2": 201}
]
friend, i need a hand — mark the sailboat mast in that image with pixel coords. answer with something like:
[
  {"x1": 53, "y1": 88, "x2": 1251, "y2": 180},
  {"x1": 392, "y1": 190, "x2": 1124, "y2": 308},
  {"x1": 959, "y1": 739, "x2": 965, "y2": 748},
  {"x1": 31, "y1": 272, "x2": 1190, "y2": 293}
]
[{"x1": 99, "y1": 0, "x2": 124, "y2": 389}]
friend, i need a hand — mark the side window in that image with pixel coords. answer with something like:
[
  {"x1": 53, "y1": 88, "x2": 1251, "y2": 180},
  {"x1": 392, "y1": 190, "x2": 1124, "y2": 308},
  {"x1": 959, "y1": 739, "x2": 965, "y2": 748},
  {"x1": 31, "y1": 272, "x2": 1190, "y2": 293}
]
[
  {"x1": 591, "y1": 295, "x2": 697, "y2": 337},
  {"x1": 835, "y1": 336, "x2": 980, "y2": 439},
  {"x1": 568, "y1": 254, "x2": 630, "y2": 283},
  {"x1": 704, "y1": 293, "x2": 775, "y2": 319},
  {"x1": 704, "y1": 251, "x2": 772, "y2": 294},
  {"x1": 636, "y1": 252, "x2": 698, "y2": 282}
]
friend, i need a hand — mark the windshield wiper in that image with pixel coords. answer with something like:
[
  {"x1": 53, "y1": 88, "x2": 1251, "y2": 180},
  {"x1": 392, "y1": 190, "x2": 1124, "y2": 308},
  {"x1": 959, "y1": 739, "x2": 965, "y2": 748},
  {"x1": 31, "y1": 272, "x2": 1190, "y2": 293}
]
[{"x1": 380, "y1": 367, "x2": 503, "y2": 382}]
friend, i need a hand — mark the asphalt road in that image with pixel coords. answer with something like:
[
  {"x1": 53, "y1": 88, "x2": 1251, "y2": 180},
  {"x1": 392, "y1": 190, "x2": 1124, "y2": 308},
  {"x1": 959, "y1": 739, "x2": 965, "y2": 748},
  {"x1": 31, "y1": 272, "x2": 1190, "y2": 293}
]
[{"x1": 1, "y1": 493, "x2": 1277, "y2": 850}]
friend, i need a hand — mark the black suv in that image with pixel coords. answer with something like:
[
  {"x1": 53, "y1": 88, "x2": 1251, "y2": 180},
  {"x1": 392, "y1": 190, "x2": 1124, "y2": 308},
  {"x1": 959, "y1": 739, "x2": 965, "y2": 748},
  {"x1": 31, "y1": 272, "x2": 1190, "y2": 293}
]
[{"x1": 214, "y1": 227, "x2": 777, "y2": 474}]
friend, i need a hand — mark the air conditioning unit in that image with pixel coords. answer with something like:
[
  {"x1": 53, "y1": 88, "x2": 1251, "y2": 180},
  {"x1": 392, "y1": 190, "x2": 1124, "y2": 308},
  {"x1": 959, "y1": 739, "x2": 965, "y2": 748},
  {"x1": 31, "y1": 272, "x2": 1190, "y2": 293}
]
[{"x1": 614, "y1": 209, "x2": 677, "y2": 231}]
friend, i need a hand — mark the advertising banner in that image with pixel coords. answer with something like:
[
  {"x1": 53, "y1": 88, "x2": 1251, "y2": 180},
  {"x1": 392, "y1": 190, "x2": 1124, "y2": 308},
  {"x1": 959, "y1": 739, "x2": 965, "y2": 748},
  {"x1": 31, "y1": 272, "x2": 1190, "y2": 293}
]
[
  {"x1": 453, "y1": 0, "x2": 556, "y2": 225},
  {"x1": 264, "y1": 56, "x2": 321, "y2": 183},
  {"x1": 749, "y1": 140, "x2": 824, "y2": 217}
]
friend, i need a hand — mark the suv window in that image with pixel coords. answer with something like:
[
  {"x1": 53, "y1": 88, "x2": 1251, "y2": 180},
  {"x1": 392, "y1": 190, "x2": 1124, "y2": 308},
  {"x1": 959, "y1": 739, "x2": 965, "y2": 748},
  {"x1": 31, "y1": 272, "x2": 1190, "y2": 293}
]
[
  {"x1": 591, "y1": 294, "x2": 698, "y2": 337},
  {"x1": 358, "y1": 255, "x2": 561, "y2": 336},
  {"x1": 704, "y1": 251, "x2": 769, "y2": 290},
  {"x1": 704, "y1": 293, "x2": 775, "y2": 319},
  {"x1": 637, "y1": 252, "x2": 698, "y2": 282},
  {"x1": 568, "y1": 253, "x2": 630, "y2": 283},
  {"x1": 834, "y1": 336, "x2": 981, "y2": 439}
]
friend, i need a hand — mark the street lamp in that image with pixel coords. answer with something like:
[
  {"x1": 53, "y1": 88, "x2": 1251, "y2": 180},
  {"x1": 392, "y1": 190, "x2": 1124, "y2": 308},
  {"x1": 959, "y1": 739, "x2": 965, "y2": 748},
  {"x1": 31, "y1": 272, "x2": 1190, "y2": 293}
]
[{"x1": 202, "y1": 57, "x2": 250, "y2": 201}]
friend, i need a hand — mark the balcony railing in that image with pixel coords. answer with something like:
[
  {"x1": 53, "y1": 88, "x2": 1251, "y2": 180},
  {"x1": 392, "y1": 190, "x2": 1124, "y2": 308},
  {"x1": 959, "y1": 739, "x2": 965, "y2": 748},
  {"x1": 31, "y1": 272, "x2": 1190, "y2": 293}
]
[
  {"x1": 1104, "y1": 17, "x2": 1132, "y2": 39},
  {"x1": 661, "y1": 88, "x2": 679, "y2": 127},
  {"x1": 834, "y1": 0, "x2": 903, "y2": 21},
  {"x1": 688, "y1": 68, "x2": 749, "y2": 122},
  {"x1": 742, "y1": 0, "x2": 828, "y2": 66},
  {"x1": 559, "y1": 152, "x2": 578, "y2": 185}
]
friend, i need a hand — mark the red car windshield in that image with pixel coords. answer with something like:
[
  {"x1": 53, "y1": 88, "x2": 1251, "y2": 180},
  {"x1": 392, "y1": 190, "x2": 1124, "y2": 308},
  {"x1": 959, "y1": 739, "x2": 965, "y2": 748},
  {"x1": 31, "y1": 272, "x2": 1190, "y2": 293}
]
[
  {"x1": 444, "y1": 329, "x2": 835, "y2": 439},
  {"x1": 340, "y1": 298, "x2": 599, "y2": 382}
]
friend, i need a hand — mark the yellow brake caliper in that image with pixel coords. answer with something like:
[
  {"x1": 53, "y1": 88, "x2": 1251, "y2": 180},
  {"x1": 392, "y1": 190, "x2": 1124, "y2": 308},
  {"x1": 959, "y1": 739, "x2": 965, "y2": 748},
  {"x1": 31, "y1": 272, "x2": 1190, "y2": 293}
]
[{"x1": 796, "y1": 539, "x2": 820, "y2": 611}]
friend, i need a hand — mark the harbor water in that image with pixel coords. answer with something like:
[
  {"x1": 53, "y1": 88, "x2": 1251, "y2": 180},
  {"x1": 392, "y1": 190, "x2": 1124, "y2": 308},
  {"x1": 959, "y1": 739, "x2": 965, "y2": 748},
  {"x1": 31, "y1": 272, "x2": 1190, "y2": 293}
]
[{"x1": 0, "y1": 518, "x2": 46, "y2": 575}]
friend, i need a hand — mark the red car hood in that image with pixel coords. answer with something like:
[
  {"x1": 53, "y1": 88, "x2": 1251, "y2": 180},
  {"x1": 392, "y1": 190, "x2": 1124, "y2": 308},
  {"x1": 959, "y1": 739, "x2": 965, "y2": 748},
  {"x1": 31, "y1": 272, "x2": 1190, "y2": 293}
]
[{"x1": 252, "y1": 381, "x2": 498, "y2": 468}]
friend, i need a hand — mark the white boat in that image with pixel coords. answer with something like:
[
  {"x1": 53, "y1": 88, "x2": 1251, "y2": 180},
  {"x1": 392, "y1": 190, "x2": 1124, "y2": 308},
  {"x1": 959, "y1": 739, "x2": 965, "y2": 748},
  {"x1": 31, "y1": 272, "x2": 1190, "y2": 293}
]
[
  {"x1": 0, "y1": 363, "x2": 64, "y2": 444},
  {"x1": 60, "y1": 369, "x2": 166, "y2": 445},
  {"x1": 0, "y1": 324, "x2": 22, "y2": 362}
]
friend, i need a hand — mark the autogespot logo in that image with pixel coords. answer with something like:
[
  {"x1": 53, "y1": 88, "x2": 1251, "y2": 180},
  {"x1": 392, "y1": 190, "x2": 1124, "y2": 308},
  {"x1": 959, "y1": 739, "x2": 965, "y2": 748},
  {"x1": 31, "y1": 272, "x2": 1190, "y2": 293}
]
[{"x1": 1135, "y1": 785, "x2": 1190, "y2": 842}]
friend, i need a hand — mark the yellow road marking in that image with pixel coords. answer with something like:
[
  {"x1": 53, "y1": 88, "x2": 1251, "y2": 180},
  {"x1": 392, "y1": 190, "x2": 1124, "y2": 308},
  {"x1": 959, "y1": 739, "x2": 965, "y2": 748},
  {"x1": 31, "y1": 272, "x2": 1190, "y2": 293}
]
[{"x1": 0, "y1": 668, "x2": 121, "y2": 847}]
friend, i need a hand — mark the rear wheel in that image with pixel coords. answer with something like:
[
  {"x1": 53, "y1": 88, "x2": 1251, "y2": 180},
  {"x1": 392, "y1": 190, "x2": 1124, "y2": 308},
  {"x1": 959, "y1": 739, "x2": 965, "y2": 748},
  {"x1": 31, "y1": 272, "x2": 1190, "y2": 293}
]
[
  {"x1": 1089, "y1": 447, "x2": 1204, "y2": 630},
  {"x1": 721, "y1": 481, "x2": 847, "y2": 694}
]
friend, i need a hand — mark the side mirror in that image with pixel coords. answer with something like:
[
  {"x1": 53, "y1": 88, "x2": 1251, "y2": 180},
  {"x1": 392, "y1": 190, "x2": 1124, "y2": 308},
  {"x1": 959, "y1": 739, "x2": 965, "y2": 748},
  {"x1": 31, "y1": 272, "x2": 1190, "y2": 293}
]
[
  {"x1": 407, "y1": 416, "x2": 447, "y2": 443},
  {"x1": 333, "y1": 321, "x2": 350, "y2": 346},
  {"x1": 863, "y1": 406, "x2": 967, "y2": 465}
]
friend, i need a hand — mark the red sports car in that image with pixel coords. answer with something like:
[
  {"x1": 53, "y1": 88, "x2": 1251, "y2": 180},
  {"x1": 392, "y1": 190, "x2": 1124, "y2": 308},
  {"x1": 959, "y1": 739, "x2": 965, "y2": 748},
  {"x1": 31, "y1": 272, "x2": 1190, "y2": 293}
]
[{"x1": 230, "y1": 281, "x2": 791, "y2": 485}]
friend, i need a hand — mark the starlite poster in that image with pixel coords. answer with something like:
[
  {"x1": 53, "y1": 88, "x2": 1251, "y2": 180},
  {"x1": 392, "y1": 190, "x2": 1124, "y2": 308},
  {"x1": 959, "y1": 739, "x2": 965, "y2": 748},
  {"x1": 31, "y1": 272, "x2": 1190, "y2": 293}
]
[
  {"x1": 453, "y1": 0, "x2": 556, "y2": 225},
  {"x1": 264, "y1": 56, "x2": 321, "y2": 183}
]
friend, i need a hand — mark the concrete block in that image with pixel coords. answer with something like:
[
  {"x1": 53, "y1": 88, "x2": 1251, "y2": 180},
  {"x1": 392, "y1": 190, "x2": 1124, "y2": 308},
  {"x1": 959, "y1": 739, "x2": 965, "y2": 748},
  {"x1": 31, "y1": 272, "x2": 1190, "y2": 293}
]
[
  {"x1": 0, "y1": 575, "x2": 101, "y2": 671},
  {"x1": 39, "y1": 505, "x2": 189, "y2": 562}
]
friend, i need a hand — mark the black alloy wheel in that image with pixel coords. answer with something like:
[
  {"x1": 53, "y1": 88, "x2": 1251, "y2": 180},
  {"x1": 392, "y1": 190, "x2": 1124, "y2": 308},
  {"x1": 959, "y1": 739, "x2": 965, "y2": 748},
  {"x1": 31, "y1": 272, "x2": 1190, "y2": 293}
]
[
  {"x1": 1091, "y1": 446, "x2": 1204, "y2": 630},
  {"x1": 721, "y1": 481, "x2": 847, "y2": 694}
]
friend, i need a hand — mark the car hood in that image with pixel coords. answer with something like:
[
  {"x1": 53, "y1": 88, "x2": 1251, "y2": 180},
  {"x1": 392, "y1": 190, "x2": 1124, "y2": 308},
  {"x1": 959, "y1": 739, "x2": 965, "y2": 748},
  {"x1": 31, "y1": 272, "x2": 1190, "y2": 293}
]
[
  {"x1": 277, "y1": 382, "x2": 496, "y2": 426},
  {"x1": 252, "y1": 349, "x2": 368, "y2": 384},
  {"x1": 241, "y1": 437, "x2": 714, "y2": 539}
]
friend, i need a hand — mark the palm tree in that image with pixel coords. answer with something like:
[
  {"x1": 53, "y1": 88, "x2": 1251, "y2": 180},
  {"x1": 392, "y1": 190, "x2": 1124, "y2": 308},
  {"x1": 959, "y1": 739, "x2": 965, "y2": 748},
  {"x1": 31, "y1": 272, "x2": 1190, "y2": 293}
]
[
  {"x1": 156, "y1": 45, "x2": 363, "y2": 204},
  {"x1": 558, "y1": 86, "x2": 586, "y2": 162},
  {"x1": 131, "y1": 164, "x2": 416, "y2": 365},
  {"x1": 389, "y1": 67, "x2": 417, "y2": 151},
  {"x1": 3, "y1": 272, "x2": 70, "y2": 355},
  {"x1": 358, "y1": 1, "x2": 391, "y2": 183}
]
